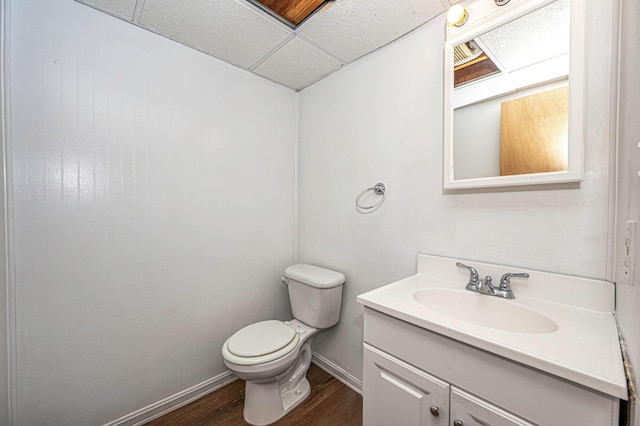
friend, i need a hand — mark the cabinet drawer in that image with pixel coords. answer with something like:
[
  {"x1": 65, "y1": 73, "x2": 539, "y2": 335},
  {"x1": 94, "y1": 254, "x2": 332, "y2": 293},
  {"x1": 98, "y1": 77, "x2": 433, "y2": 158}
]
[
  {"x1": 451, "y1": 387, "x2": 535, "y2": 426},
  {"x1": 364, "y1": 344, "x2": 449, "y2": 426}
]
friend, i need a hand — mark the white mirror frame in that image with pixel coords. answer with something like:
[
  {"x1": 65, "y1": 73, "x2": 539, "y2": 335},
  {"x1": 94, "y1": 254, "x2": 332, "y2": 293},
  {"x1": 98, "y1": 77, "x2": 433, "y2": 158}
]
[{"x1": 443, "y1": 0, "x2": 585, "y2": 189}]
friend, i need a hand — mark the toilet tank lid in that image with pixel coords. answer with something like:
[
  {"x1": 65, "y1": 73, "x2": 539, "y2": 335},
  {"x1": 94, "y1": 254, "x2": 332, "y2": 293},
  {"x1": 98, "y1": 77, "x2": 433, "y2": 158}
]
[{"x1": 284, "y1": 264, "x2": 346, "y2": 288}]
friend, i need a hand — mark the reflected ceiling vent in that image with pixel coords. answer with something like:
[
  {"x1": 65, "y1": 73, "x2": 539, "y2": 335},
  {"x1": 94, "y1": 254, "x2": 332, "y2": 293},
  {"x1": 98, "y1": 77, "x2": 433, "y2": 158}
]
[
  {"x1": 248, "y1": 0, "x2": 334, "y2": 28},
  {"x1": 453, "y1": 40, "x2": 482, "y2": 67},
  {"x1": 453, "y1": 40, "x2": 500, "y2": 87}
]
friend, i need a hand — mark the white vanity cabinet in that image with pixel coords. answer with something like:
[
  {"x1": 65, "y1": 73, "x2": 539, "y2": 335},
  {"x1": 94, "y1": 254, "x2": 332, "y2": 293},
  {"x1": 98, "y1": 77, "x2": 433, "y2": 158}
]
[
  {"x1": 358, "y1": 254, "x2": 626, "y2": 426},
  {"x1": 362, "y1": 308, "x2": 621, "y2": 426},
  {"x1": 364, "y1": 344, "x2": 534, "y2": 426}
]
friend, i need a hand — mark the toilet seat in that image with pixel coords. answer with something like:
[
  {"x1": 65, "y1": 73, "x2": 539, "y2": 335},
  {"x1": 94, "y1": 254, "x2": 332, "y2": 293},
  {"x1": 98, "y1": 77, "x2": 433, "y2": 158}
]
[{"x1": 222, "y1": 320, "x2": 300, "y2": 366}]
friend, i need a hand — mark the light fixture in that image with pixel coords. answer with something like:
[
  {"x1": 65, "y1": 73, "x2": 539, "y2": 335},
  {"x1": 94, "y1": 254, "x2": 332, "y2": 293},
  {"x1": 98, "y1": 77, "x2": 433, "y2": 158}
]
[{"x1": 446, "y1": 4, "x2": 469, "y2": 27}]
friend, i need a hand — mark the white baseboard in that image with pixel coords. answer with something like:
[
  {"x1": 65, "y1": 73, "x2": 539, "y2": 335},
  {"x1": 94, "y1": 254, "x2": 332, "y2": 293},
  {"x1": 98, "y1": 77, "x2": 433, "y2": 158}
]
[
  {"x1": 103, "y1": 370, "x2": 237, "y2": 426},
  {"x1": 312, "y1": 352, "x2": 362, "y2": 394},
  {"x1": 103, "y1": 354, "x2": 360, "y2": 425}
]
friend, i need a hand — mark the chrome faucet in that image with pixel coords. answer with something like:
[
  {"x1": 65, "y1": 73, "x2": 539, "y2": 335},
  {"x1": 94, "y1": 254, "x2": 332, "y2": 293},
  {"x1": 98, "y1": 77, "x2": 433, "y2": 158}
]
[{"x1": 457, "y1": 262, "x2": 529, "y2": 299}]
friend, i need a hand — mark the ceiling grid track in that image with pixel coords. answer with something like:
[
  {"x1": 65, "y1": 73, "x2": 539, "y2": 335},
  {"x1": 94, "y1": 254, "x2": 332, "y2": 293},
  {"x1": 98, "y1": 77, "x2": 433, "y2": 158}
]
[
  {"x1": 132, "y1": 0, "x2": 146, "y2": 23},
  {"x1": 248, "y1": 33, "x2": 298, "y2": 72}
]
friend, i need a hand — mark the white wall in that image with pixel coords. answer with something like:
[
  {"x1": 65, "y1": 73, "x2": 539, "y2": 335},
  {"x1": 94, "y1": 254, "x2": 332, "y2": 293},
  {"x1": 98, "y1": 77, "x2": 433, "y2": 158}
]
[
  {"x1": 0, "y1": 48, "x2": 9, "y2": 426},
  {"x1": 615, "y1": 0, "x2": 640, "y2": 423},
  {"x1": 0, "y1": 195, "x2": 7, "y2": 423},
  {"x1": 0, "y1": 1, "x2": 10, "y2": 422},
  {"x1": 10, "y1": 1, "x2": 296, "y2": 424},
  {"x1": 453, "y1": 96, "x2": 501, "y2": 179},
  {"x1": 298, "y1": 1, "x2": 618, "y2": 383}
]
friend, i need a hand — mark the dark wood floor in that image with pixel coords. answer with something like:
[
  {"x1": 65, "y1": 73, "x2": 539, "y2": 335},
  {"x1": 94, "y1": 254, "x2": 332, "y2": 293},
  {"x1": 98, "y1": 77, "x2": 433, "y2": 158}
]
[{"x1": 147, "y1": 364, "x2": 363, "y2": 425}]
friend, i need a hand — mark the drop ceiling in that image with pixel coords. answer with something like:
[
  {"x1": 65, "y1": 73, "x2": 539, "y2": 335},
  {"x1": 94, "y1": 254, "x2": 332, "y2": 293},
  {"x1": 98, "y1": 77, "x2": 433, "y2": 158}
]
[{"x1": 75, "y1": 0, "x2": 451, "y2": 91}]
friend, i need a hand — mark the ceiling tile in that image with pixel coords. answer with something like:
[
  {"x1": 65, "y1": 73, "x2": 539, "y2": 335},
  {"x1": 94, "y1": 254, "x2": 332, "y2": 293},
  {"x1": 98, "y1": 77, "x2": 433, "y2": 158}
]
[
  {"x1": 478, "y1": 0, "x2": 570, "y2": 72},
  {"x1": 138, "y1": 0, "x2": 293, "y2": 69},
  {"x1": 79, "y1": 0, "x2": 137, "y2": 20},
  {"x1": 299, "y1": 0, "x2": 445, "y2": 62},
  {"x1": 253, "y1": 37, "x2": 343, "y2": 90}
]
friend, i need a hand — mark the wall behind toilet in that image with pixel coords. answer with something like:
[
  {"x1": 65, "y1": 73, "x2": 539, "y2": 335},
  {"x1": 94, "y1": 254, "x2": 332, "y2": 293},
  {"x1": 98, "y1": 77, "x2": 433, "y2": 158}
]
[
  {"x1": 10, "y1": 0, "x2": 296, "y2": 424},
  {"x1": 298, "y1": 2, "x2": 619, "y2": 384}
]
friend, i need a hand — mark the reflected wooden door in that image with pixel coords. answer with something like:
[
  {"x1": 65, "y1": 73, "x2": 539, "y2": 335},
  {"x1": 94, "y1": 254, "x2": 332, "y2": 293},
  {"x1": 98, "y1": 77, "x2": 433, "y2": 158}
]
[{"x1": 500, "y1": 85, "x2": 569, "y2": 176}]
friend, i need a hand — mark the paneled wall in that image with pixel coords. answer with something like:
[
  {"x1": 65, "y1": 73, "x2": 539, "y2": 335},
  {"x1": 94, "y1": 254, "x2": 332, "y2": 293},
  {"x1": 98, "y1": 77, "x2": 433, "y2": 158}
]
[
  {"x1": 10, "y1": 0, "x2": 297, "y2": 424},
  {"x1": 0, "y1": 2, "x2": 9, "y2": 419},
  {"x1": 616, "y1": 0, "x2": 640, "y2": 422},
  {"x1": 298, "y1": 1, "x2": 618, "y2": 383}
]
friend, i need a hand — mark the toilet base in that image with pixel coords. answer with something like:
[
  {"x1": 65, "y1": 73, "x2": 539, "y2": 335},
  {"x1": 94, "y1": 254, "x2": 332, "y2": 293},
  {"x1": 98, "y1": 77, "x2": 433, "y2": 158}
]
[
  {"x1": 242, "y1": 342, "x2": 314, "y2": 425},
  {"x1": 243, "y1": 377, "x2": 311, "y2": 425}
]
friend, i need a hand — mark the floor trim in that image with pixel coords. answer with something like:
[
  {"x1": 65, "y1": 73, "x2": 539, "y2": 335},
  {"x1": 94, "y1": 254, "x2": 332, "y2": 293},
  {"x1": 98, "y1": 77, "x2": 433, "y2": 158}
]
[
  {"x1": 104, "y1": 354, "x2": 361, "y2": 425},
  {"x1": 103, "y1": 370, "x2": 237, "y2": 426},
  {"x1": 311, "y1": 352, "x2": 362, "y2": 394}
]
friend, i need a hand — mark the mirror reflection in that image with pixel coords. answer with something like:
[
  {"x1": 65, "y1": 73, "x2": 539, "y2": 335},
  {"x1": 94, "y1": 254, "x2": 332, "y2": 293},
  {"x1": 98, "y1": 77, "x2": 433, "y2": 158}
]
[{"x1": 452, "y1": 0, "x2": 571, "y2": 181}]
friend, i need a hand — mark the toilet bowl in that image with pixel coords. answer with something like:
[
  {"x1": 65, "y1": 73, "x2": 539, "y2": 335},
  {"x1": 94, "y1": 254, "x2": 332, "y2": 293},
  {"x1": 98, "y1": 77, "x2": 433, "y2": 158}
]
[
  {"x1": 222, "y1": 264, "x2": 345, "y2": 425},
  {"x1": 222, "y1": 320, "x2": 318, "y2": 425}
]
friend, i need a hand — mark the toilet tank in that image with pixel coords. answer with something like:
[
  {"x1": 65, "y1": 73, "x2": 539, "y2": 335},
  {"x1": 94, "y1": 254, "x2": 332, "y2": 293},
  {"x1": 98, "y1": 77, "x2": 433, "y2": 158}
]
[{"x1": 284, "y1": 264, "x2": 346, "y2": 329}]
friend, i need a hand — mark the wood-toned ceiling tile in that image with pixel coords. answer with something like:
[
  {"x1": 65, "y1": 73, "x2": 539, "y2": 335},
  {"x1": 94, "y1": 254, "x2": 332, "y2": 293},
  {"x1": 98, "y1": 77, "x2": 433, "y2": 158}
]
[
  {"x1": 255, "y1": 0, "x2": 327, "y2": 26},
  {"x1": 78, "y1": 0, "x2": 138, "y2": 20},
  {"x1": 138, "y1": 0, "x2": 293, "y2": 69},
  {"x1": 299, "y1": 0, "x2": 445, "y2": 62},
  {"x1": 253, "y1": 37, "x2": 343, "y2": 91}
]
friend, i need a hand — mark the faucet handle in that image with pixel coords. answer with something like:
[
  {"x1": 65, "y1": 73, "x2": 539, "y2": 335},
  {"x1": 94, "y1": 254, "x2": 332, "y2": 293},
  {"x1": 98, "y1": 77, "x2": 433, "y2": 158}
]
[
  {"x1": 456, "y1": 262, "x2": 479, "y2": 290},
  {"x1": 499, "y1": 272, "x2": 530, "y2": 290}
]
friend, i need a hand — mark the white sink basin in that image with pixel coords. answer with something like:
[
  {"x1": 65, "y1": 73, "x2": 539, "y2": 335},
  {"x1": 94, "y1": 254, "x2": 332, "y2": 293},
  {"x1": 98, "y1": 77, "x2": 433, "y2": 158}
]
[{"x1": 412, "y1": 288, "x2": 558, "y2": 334}]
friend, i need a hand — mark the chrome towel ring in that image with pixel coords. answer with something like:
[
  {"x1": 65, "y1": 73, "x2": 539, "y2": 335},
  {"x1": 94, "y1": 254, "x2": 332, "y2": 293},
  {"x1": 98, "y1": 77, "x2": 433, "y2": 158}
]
[{"x1": 356, "y1": 183, "x2": 386, "y2": 214}]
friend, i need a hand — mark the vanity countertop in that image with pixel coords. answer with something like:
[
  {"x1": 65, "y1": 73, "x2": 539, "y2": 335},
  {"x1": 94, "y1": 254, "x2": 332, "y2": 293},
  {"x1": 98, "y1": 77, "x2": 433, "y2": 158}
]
[{"x1": 357, "y1": 254, "x2": 628, "y2": 400}]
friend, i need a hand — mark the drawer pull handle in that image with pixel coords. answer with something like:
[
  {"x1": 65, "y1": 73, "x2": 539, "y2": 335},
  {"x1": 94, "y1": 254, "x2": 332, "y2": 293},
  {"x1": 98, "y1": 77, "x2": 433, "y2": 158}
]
[
  {"x1": 453, "y1": 420, "x2": 464, "y2": 426},
  {"x1": 429, "y1": 405, "x2": 440, "y2": 417}
]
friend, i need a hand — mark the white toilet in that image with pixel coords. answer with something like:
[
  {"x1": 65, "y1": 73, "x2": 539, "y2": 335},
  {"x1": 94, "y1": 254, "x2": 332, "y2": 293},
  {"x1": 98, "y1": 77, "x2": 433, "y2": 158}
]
[{"x1": 221, "y1": 263, "x2": 346, "y2": 425}]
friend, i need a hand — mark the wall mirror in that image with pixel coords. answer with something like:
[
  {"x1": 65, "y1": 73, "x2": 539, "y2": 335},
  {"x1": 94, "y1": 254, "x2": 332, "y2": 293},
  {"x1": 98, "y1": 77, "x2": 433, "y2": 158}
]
[{"x1": 443, "y1": 0, "x2": 585, "y2": 189}]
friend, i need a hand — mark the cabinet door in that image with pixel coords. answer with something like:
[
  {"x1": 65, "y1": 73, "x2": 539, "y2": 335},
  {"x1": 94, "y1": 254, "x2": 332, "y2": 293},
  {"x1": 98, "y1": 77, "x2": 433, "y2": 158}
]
[
  {"x1": 450, "y1": 387, "x2": 535, "y2": 426},
  {"x1": 363, "y1": 344, "x2": 449, "y2": 426}
]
